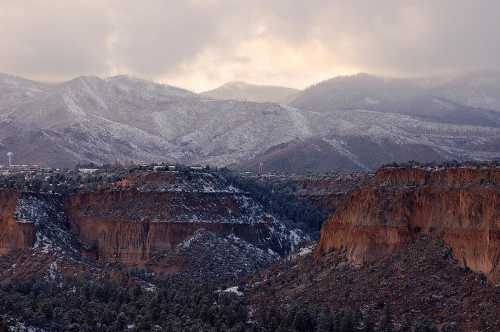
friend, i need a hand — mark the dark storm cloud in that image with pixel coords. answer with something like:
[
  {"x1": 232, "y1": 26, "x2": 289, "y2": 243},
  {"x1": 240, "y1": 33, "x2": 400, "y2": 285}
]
[{"x1": 0, "y1": 0, "x2": 499, "y2": 90}]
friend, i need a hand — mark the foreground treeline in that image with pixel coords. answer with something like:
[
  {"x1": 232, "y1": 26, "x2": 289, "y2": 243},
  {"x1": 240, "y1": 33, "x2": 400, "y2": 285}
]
[
  {"x1": 1, "y1": 277, "x2": 243, "y2": 331},
  {"x1": 0, "y1": 277, "x2": 441, "y2": 332}
]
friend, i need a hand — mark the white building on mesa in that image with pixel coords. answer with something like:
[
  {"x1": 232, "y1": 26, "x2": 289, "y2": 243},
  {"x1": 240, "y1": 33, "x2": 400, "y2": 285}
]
[{"x1": 78, "y1": 168, "x2": 99, "y2": 174}]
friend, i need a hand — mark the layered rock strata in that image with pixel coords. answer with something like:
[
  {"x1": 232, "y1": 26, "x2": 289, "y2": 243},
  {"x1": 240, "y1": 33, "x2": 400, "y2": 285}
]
[{"x1": 317, "y1": 166, "x2": 500, "y2": 283}]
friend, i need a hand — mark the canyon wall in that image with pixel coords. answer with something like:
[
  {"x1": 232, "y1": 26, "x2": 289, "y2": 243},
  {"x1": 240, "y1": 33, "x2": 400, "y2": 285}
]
[
  {"x1": 64, "y1": 189, "x2": 292, "y2": 266},
  {"x1": 0, "y1": 190, "x2": 35, "y2": 255},
  {"x1": 317, "y1": 166, "x2": 500, "y2": 284},
  {"x1": 0, "y1": 171, "x2": 299, "y2": 270}
]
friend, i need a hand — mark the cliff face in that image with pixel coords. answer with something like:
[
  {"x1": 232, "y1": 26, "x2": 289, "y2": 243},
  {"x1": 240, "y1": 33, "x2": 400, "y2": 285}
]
[
  {"x1": 64, "y1": 170, "x2": 307, "y2": 270},
  {"x1": 0, "y1": 170, "x2": 305, "y2": 276},
  {"x1": 65, "y1": 190, "x2": 287, "y2": 266},
  {"x1": 0, "y1": 190, "x2": 77, "y2": 258},
  {"x1": 317, "y1": 166, "x2": 500, "y2": 284},
  {"x1": 374, "y1": 166, "x2": 500, "y2": 187},
  {"x1": 0, "y1": 191, "x2": 35, "y2": 255}
]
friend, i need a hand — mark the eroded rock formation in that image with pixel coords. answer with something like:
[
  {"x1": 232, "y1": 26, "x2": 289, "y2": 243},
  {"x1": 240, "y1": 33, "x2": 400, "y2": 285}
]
[
  {"x1": 0, "y1": 191, "x2": 34, "y2": 255},
  {"x1": 64, "y1": 190, "x2": 292, "y2": 266},
  {"x1": 317, "y1": 166, "x2": 500, "y2": 283},
  {"x1": 0, "y1": 170, "x2": 304, "y2": 275}
]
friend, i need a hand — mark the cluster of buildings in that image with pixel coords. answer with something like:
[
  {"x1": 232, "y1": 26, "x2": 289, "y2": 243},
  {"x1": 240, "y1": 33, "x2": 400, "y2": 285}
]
[
  {"x1": 0, "y1": 164, "x2": 50, "y2": 176},
  {"x1": 0, "y1": 152, "x2": 42, "y2": 175}
]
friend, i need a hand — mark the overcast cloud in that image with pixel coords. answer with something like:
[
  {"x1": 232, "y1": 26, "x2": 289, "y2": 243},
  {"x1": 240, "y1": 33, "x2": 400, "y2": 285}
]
[{"x1": 0, "y1": 0, "x2": 499, "y2": 91}]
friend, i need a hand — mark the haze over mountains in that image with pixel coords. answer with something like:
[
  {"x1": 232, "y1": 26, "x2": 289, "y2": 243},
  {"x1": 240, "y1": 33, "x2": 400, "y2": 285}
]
[
  {"x1": 202, "y1": 81, "x2": 299, "y2": 104},
  {"x1": 291, "y1": 72, "x2": 500, "y2": 113},
  {"x1": 1, "y1": 71, "x2": 500, "y2": 172}
]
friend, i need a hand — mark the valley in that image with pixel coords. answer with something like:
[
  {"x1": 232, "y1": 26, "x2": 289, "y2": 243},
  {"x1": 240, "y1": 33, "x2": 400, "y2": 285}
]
[
  {"x1": 2, "y1": 2, "x2": 500, "y2": 331},
  {"x1": 0, "y1": 161, "x2": 499, "y2": 331},
  {"x1": 0, "y1": 165, "x2": 309, "y2": 282}
]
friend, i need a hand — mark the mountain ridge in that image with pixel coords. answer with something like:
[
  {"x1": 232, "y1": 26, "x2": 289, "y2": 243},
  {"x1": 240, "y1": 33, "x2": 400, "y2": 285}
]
[
  {"x1": 291, "y1": 71, "x2": 500, "y2": 112},
  {"x1": 202, "y1": 81, "x2": 300, "y2": 104},
  {"x1": 1, "y1": 72, "x2": 500, "y2": 172}
]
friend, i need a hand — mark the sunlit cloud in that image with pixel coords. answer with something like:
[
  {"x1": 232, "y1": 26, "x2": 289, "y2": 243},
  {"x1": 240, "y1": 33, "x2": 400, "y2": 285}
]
[{"x1": 0, "y1": 0, "x2": 499, "y2": 91}]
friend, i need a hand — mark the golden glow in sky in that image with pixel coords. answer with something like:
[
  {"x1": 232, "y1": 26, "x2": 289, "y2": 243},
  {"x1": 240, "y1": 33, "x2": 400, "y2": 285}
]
[{"x1": 1, "y1": 1, "x2": 499, "y2": 91}]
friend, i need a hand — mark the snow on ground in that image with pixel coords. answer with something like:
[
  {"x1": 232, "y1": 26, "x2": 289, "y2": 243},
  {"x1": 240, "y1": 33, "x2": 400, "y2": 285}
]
[
  {"x1": 3, "y1": 72, "x2": 500, "y2": 167},
  {"x1": 297, "y1": 245, "x2": 314, "y2": 257},
  {"x1": 15, "y1": 196, "x2": 50, "y2": 224},
  {"x1": 15, "y1": 194, "x2": 80, "y2": 259},
  {"x1": 7, "y1": 320, "x2": 46, "y2": 332},
  {"x1": 46, "y1": 260, "x2": 59, "y2": 282},
  {"x1": 143, "y1": 283, "x2": 157, "y2": 293},
  {"x1": 181, "y1": 230, "x2": 207, "y2": 249},
  {"x1": 289, "y1": 244, "x2": 316, "y2": 260},
  {"x1": 136, "y1": 172, "x2": 242, "y2": 193},
  {"x1": 218, "y1": 286, "x2": 244, "y2": 296}
]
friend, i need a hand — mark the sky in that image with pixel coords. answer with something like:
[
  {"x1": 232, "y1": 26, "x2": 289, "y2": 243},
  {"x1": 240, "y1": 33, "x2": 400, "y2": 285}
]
[{"x1": 0, "y1": 0, "x2": 499, "y2": 92}]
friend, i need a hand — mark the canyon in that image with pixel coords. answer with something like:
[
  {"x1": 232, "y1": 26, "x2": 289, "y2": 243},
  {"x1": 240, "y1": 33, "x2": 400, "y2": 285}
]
[
  {"x1": 0, "y1": 168, "x2": 305, "y2": 280},
  {"x1": 1, "y1": 163, "x2": 500, "y2": 330}
]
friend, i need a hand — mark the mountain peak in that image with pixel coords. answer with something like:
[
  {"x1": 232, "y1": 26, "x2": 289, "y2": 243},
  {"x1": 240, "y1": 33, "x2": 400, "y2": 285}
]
[
  {"x1": 106, "y1": 74, "x2": 149, "y2": 83},
  {"x1": 221, "y1": 81, "x2": 252, "y2": 88}
]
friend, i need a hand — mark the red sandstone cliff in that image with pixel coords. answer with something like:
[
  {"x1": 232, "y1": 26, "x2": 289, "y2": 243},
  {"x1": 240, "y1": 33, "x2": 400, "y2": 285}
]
[
  {"x1": 317, "y1": 166, "x2": 500, "y2": 284},
  {"x1": 0, "y1": 190, "x2": 35, "y2": 255},
  {"x1": 64, "y1": 190, "x2": 282, "y2": 266},
  {"x1": 0, "y1": 170, "x2": 302, "y2": 273}
]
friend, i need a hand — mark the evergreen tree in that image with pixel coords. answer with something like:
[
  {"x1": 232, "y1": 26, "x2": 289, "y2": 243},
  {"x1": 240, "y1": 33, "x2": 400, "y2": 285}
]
[
  {"x1": 380, "y1": 304, "x2": 393, "y2": 332},
  {"x1": 0, "y1": 318, "x2": 8, "y2": 332},
  {"x1": 316, "y1": 308, "x2": 333, "y2": 332}
]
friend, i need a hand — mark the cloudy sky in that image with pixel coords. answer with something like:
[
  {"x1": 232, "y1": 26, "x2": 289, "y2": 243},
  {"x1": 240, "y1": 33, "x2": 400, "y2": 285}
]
[{"x1": 0, "y1": 0, "x2": 499, "y2": 91}]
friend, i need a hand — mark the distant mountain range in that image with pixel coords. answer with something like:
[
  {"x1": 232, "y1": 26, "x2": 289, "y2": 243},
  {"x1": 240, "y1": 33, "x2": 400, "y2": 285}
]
[
  {"x1": 290, "y1": 71, "x2": 500, "y2": 113},
  {"x1": 1, "y1": 71, "x2": 500, "y2": 172},
  {"x1": 202, "y1": 81, "x2": 299, "y2": 104}
]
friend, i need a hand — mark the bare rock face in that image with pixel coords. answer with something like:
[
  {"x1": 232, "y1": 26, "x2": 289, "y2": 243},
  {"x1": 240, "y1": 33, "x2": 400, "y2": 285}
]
[
  {"x1": 0, "y1": 191, "x2": 34, "y2": 255},
  {"x1": 0, "y1": 190, "x2": 78, "y2": 257},
  {"x1": 316, "y1": 166, "x2": 500, "y2": 284},
  {"x1": 64, "y1": 190, "x2": 291, "y2": 267},
  {"x1": 0, "y1": 170, "x2": 305, "y2": 277}
]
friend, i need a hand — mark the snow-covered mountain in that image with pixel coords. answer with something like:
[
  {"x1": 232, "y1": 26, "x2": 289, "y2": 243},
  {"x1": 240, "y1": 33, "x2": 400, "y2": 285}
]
[
  {"x1": 433, "y1": 71, "x2": 500, "y2": 111},
  {"x1": 0, "y1": 74, "x2": 310, "y2": 167},
  {"x1": 1, "y1": 73, "x2": 500, "y2": 171},
  {"x1": 202, "y1": 81, "x2": 300, "y2": 104},
  {"x1": 290, "y1": 71, "x2": 500, "y2": 113},
  {"x1": 291, "y1": 73, "x2": 423, "y2": 112},
  {"x1": 238, "y1": 108, "x2": 500, "y2": 172}
]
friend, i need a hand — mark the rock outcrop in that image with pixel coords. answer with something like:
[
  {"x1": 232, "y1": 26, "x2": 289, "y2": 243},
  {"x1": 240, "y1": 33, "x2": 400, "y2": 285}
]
[
  {"x1": 317, "y1": 165, "x2": 500, "y2": 284},
  {"x1": 0, "y1": 190, "x2": 78, "y2": 257},
  {"x1": 0, "y1": 191, "x2": 34, "y2": 255},
  {"x1": 64, "y1": 189, "x2": 294, "y2": 267},
  {"x1": 0, "y1": 170, "x2": 305, "y2": 276}
]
